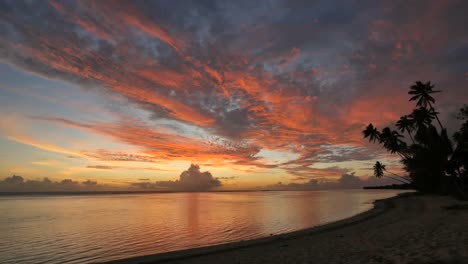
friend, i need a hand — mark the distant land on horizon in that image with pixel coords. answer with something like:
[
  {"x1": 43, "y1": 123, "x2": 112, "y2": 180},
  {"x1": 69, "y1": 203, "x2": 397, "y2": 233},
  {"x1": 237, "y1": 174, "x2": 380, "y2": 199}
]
[{"x1": 0, "y1": 186, "x2": 415, "y2": 196}]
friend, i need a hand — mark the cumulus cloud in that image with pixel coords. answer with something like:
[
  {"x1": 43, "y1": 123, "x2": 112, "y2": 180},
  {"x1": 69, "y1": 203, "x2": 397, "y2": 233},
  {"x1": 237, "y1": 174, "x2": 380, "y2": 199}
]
[
  {"x1": 0, "y1": 175, "x2": 109, "y2": 192},
  {"x1": 132, "y1": 164, "x2": 221, "y2": 191},
  {"x1": 267, "y1": 172, "x2": 399, "y2": 191}
]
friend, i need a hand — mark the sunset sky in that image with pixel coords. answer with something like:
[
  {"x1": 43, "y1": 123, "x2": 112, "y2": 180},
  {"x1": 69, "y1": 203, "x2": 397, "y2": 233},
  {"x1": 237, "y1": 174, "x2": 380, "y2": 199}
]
[{"x1": 0, "y1": 0, "x2": 467, "y2": 191}]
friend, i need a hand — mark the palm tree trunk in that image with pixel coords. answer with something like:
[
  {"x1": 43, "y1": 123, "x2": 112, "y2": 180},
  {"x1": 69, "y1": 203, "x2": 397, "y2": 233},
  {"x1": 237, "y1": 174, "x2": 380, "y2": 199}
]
[
  {"x1": 387, "y1": 171, "x2": 412, "y2": 183},
  {"x1": 396, "y1": 152, "x2": 406, "y2": 159},
  {"x1": 434, "y1": 114, "x2": 443, "y2": 130},
  {"x1": 397, "y1": 150, "x2": 411, "y2": 160},
  {"x1": 406, "y1": 128, "x2": 415, "y2": 144},
  {"x1": 383, "y1": 175, "x2": 411, "y2": 185},
  {"x1": 428, "y1": 102, "x2": 444, "y2": 130}
]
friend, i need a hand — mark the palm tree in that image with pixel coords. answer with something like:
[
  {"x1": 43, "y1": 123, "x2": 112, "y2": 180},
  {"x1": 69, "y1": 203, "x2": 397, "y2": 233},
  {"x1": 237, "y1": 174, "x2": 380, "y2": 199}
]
[
  {"x1": 373, "y1": 161, "x2": 386, "y2": 178},
  {"x1": 373, "y1": 161, "x2": 411, "y2": 184},
  {"x1": 364, "y1": 82, "x2": 467, "y2": 196},
  {"x1": 363, "y1": 123, "x2": 380, "y2": 143},
  {"x1": 379, "y1": 127, "x2": 408, "y2": 157},
  {"x1": 408, "y1": 81, "x2": 443, "y2": 129},
  {"x1": 396, "y1": 115, "x2": 415, "y2": 144},
  {"x1": 410, "y1": 107, "x2": 438, "y2": 144},
  {"x1": 410, "y1": 107, "x2": 436, "y2": 129}
]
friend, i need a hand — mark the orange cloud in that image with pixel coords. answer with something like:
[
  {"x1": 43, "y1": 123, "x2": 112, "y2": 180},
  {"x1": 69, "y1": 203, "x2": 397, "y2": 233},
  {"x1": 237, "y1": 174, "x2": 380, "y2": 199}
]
[
  {"x1": 7, "y1": 135, "x2": 85, "y2": 158},
  {"x1": 3, "y1": 0, "x2": 465, "y2": 183},
  {"x1": 35, "y1": 117, "x2": 264, "y2": 167}
]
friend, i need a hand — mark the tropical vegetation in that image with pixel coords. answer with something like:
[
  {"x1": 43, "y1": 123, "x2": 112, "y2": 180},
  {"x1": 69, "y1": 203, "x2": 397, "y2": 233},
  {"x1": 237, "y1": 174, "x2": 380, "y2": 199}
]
[{"x1": 363, "y1": 81, "x2": 468, "y2": 198}]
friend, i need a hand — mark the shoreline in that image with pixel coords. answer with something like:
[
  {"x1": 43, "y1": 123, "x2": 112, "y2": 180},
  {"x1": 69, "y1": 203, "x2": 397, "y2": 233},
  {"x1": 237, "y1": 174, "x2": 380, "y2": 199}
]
[{"x1": 101, "y1": 192, "x2": 433, "y2": 264}]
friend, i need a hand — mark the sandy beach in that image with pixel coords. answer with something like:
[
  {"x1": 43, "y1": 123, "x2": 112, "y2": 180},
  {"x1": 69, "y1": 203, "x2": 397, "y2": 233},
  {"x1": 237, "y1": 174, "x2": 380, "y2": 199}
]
[{"x1": 103, "y1": 193, "x2": 468, "y2": 264}]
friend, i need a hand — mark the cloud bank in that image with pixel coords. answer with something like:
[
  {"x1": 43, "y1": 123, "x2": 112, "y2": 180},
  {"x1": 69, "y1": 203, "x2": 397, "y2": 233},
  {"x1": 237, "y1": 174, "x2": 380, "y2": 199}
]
[
  {"x1": 0, "y1": 175, "x2": 109, "y2": 192},
  {"x1": 0, "y1": 172, "x2": 398, "y2": 192},
  {"x1": 267, "y1": 173, "x2": 399, "y2": 191}
]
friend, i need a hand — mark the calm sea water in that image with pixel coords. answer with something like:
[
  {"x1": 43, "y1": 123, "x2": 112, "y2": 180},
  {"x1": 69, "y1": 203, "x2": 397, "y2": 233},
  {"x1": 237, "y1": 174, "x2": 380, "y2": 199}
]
[{"x1": 0, "y1": 190, "x2": 404, "y2": 263}]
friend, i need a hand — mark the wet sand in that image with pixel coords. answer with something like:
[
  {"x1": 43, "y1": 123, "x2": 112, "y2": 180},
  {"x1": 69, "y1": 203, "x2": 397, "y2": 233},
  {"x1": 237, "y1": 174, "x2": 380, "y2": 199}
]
[{"x1": 103, "y1": 193, "x2": 468, "y2": 264}]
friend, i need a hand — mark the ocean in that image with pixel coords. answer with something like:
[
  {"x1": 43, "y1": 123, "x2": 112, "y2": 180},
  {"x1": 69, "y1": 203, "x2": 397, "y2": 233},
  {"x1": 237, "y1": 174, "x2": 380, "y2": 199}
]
[{"x1": 0, "y1": 190, "x2": 404, "y2": 263}]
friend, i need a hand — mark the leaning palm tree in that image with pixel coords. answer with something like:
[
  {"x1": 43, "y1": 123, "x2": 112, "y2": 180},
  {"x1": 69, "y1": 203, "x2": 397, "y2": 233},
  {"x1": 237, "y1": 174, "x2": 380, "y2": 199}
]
[
  {"x1": 408, "y1": 81, "x2": 443, "y2": 129},
  {"x1": 373, "y1": 161, "x2": 411, "y2": 184},
  {"x1": 364, "y1": 82, "x2": 467, "y2": 196},
  {"x1": 396, "y1": 115, "x2": 415, "y2": 144},
  {"x1": 363, "y1": 123, "x2": 380, "y2": 143},
  {"x1": 373, "y1": 161, "x2": 386, "y2": 178},
  {"x1": 380, "y1": 127, "x2": 408, "y2": 157}
]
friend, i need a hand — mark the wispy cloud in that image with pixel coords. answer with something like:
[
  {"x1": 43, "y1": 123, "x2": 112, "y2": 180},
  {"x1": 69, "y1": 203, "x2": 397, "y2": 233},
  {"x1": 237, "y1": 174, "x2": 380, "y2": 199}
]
[{"x1": 0, "y1": 0, "x2": 467, "y2": 185}]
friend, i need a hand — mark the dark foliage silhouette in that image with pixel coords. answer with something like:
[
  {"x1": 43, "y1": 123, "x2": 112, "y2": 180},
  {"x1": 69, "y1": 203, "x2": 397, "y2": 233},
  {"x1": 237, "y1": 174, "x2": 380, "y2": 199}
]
[
  {"x1": 396, "y1": 115, "x2": 415, "y2": 144},
  {"x1": 373, "y1": 161, "x2": 411, "y2": 185},
  {"x1": 409, "y1": 81, "x2": 443, "y2": 129},
  {"x1": 363, "y1": 81, "x2": 468, "y2": 198}
]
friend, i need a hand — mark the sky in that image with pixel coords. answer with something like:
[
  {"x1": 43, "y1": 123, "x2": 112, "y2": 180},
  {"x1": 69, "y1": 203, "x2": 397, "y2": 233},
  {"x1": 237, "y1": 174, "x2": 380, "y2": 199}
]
[{"x1": 0, "y1": 0, "x2": 467, "y2": 191}]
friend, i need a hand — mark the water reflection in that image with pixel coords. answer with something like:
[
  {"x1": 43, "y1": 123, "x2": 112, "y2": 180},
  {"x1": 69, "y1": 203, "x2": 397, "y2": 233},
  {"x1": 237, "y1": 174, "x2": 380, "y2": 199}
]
[
  {"x1": 186, "y1": 193, "x2": 200, "y2": 237},
  {"x1": 0, "y1": 190, "x2": 404, "y2": 264}
]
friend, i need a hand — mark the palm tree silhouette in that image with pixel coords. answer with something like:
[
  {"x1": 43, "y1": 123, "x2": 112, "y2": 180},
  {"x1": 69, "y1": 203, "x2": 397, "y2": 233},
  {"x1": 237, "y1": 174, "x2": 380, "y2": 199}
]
[
  {"x1": 409, "y1": 107, "x2": 438, "y2": 144},
  {"x1": 363, "y1": 123, "x2": 380, "y2": 143},
  {"x1": 364, "y1": 81, "x2": 467, "y2": 196},
  {"x1": 410, "y1": 107, "x2": 436, "y2": 129},
  {"x1": 373, "y1": 161, "x2": 411, "y2": 184},
  {"x1": 373, "y1": 161, "x2": 385, "y2": 178},
  {"x1": 408, "y1": 81, "x2": 443, "y2": 129},
  {"x1": 379, "y1": 127, "x2": 407, "y2": 157},
  {"x1": 396, "y1": 115, "x2": 415, "y2": 144}
]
